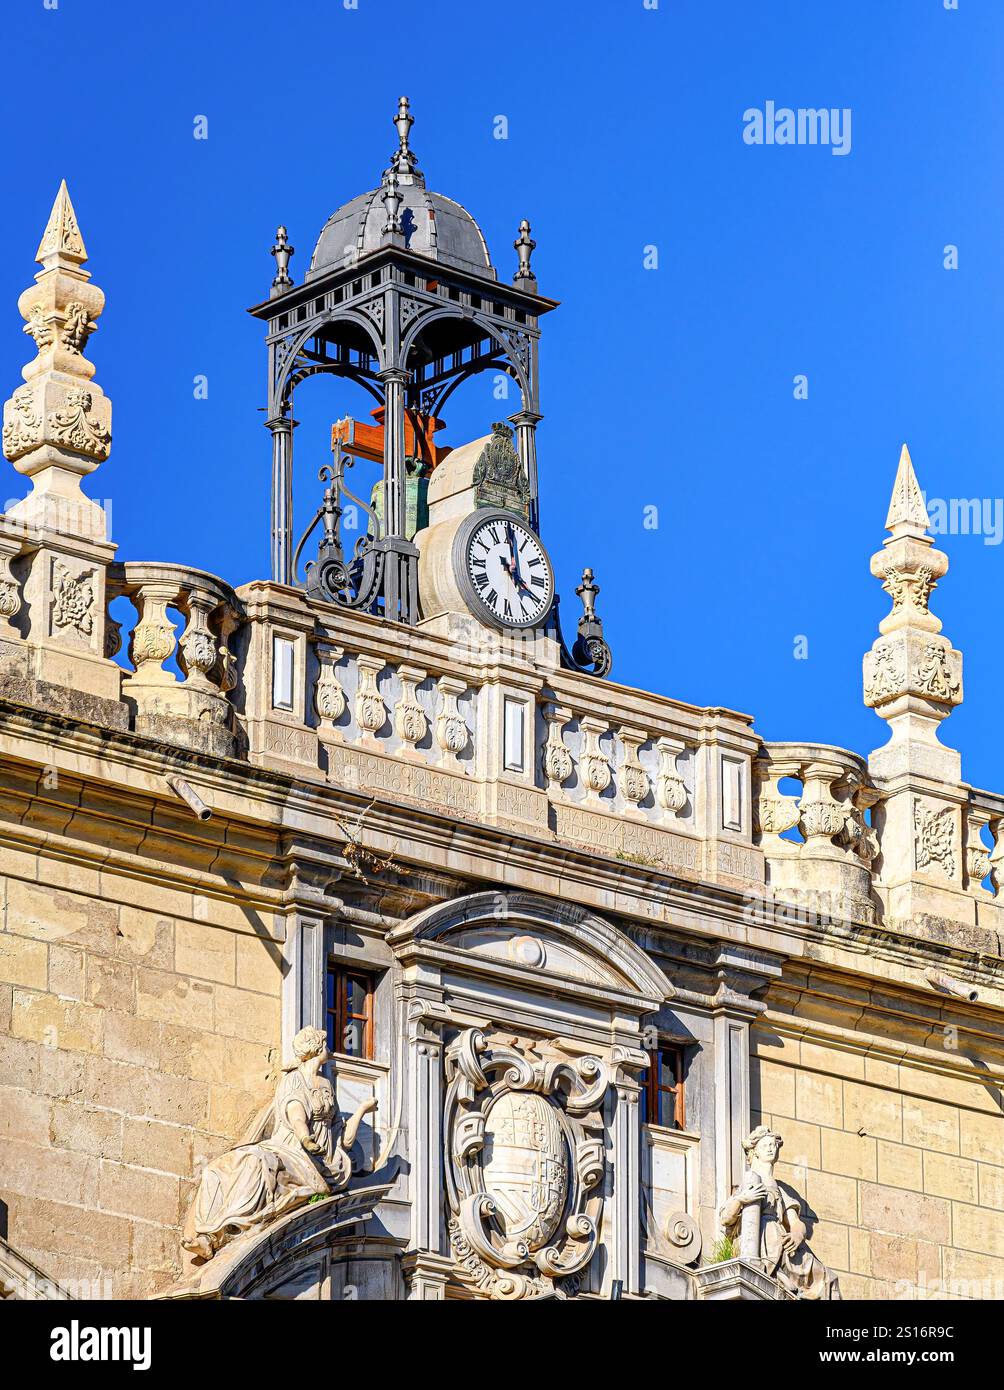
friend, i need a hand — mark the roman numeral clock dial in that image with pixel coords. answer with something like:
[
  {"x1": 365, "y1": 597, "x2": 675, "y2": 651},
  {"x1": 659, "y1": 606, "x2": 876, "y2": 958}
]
[{"x1": 453, "y1": 510, "x2": 555, "y2": 631}]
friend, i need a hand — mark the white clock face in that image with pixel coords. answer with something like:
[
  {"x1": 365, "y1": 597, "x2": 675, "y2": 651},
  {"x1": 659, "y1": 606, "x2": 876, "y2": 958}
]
[{"x1": 462, "y1": 514, "x2": 554, "y2": 629}]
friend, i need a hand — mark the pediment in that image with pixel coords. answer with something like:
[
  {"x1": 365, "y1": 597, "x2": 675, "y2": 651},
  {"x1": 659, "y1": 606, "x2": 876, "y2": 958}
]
[{"x1": 388, "y1": 890, "x2": 671, "y2": 1008}]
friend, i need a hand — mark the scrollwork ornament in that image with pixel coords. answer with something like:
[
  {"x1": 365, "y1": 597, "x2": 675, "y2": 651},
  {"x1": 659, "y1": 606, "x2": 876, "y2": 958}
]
[
  {"x1": 2, "y1": 386, "x2": 43, "y2": 458},
  {"x1": 915, "y1": 642, "x2": 960, "y2": 704},
  {"x1": 443, "y1": 1028, "x2": 610, "y2": 1300},
  {"x1": 0, "y1": 579, "x2": 20, "y2": 623},
  {"x1": 47, "y1": 386, "x2": 111, "y2": 460},
  {"x1": 664, "y1": 1210, "x2": 702, "y2": 1265}
]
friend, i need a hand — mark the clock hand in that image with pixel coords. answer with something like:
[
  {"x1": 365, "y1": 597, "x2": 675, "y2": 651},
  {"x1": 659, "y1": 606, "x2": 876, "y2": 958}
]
[{"x1": 505, "y1": 523, "x2": 523, "y2": 584}]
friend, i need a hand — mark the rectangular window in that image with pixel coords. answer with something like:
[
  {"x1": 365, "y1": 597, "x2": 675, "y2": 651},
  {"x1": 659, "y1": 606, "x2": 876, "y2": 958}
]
[
  {"x1": 642, "y1": 1042, "x2": 687, "y2": 1130},
  {"x1": 325, "y1": 965, "x2": 375, "y2": 1060}
]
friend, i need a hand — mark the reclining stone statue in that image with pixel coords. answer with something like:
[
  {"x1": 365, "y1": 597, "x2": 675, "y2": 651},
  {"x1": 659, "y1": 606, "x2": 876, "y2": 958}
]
[
  {"x1": 182, "y1": 1025, "x2": 377, "y2": 1262},
  {"x1": 719, "y1": 1124, "x2": 840, "y2": 1300}
]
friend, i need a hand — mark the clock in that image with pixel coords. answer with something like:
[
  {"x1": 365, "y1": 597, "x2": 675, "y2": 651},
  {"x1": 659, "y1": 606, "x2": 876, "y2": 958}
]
[{"x1": 452, "y1": 509, "x2": 555, "y2": 630}]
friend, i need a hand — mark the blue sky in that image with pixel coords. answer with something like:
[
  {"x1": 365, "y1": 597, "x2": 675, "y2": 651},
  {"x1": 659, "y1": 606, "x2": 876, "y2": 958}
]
[{"x1": 2, "y1": 0, "x2": 1001, "y2": 789}]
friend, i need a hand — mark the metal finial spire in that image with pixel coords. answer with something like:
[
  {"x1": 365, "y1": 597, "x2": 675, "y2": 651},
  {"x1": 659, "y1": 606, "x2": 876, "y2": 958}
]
[
  {"x1": 576, "y1": 568, "x2": 599, "y2": 623},
  {"x1": 569, "y1": 568, "x2": 612, "y2": 677},
  {"x1": 270, "y1": 226, "x2": 294, "y2": 297},
  {"x1": 513, "y1": 218, "x2": 537, "y2": 290},
  {"x1": 386, "y1": 95, "x2": 423, "y2": 184},
  {"x1": 381, "y1": 169, "x2": 403, "y2": 241}
]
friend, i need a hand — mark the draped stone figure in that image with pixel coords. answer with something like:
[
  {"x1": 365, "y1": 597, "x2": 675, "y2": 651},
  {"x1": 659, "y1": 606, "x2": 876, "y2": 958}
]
[
  {"x1": 182, "y1": 1026, "x2": 377, "y2": 1262},
  {"x1": 719, "y1": 1125, "x2": 840, "y2": 1300}
]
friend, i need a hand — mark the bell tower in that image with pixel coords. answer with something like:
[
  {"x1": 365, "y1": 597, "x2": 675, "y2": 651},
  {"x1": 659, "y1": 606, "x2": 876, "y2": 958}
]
[{"x1": 248, "y1": 98, "x2": 555, "y2": 626}]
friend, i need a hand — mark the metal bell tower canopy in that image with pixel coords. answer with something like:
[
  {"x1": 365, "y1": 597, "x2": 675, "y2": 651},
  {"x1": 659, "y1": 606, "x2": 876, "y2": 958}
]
[{"x1": 248, "y1": 97, "x2": 557, "y2": 625}]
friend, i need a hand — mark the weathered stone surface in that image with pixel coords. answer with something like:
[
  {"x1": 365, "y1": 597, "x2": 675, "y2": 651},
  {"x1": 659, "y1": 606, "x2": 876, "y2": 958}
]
[{"x1": 859, "y1": 1182, "x2": 951, "y2": 1245}]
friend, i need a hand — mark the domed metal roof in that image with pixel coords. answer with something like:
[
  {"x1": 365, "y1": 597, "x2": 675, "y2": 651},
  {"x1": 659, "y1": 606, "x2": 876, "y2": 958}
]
[{"x1": 307, "y1": 99, "x2": 496, "y2": 283}]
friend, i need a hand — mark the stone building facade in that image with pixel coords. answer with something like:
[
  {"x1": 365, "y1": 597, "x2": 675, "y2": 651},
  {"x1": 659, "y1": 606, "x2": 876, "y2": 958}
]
[{"x1": 1, "y1": 105, "x2": 1003, "y2": 1303}]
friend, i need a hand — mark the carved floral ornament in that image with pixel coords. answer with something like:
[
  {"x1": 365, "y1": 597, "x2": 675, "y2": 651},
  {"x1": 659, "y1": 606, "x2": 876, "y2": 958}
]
[
  {"x1": 864, "y1": 638, "x2": 961, "y2": 707},
  {"x1": 314, "y1": 644, "x2": 347, "y2": 726},
  {"x1": 882, "y1": 563, "x2": 935, "y2": 614},
  {"x1": 444, "y1": 1028, "x2": 609, "y2": 1300},
  {"x1": 914, "y1": 800, "x2": 956, "y2": 878},
  {"x1": 48, "y1": 387, "x2": 111, "y2": 460},
  {"x1": 394, "y1": 665, "x2": 428, "y2": 748},
  {"x1": 2, "y1": 386, "x2": 42, "y2": 457},
  {"x1": 541, "y1": 705, "x2": 573, "y2": 789},
  {"x1": 51, "y1": 560, "x2": 94, "y2": 636},
  {"x1": 3, "y1": 383, "x2": 110, "y2": 463},
  {"x1": 24, "y1": 301, "x2": 95, "y2": 354},
  {"x1": 619, "y1": 728, "x2": 650, "y2": 807}
]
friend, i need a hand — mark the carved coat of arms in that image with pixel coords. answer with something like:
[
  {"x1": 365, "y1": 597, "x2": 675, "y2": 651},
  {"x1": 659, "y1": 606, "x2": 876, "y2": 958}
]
[
  {"x1": 444, "y1": 1028, "x2": 607, "y2": 1300},
  {"x1": 472, "y1": 422, "x2": 530, "y2": 519}
]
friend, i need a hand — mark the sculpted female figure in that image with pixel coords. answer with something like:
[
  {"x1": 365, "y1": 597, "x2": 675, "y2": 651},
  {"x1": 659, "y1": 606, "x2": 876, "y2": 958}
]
[
  {"x1": 719, "y1": 1125, "x2": 840, "y2": 1300},
  {"x1": 182, "y1": 1026, "x2": 377, "y2": 1262}
]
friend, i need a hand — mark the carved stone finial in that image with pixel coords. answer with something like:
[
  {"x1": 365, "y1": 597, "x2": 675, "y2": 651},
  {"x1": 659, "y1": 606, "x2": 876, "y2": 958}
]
[
  {"x1": 863, "y1": 446, "x2": 962, "y2": 784},
  {"x1": 270, "y1": 225, "x2": 294, "y2": 294},
  {"x1": 35, "y1": 179, "x2": 87, "y2": 270},
  {"x1": 884, "y1": 442, "x2": 931, "y2": 538},
  {"x1": 3, "y1": 182, "x2": 111, "y2": 542},
  {"x1": 513, "y1": 218, "x2": 537, "y2": 290}
]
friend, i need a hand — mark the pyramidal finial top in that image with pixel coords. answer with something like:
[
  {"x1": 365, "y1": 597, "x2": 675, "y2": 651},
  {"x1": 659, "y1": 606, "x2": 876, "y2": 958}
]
[
  {"x1": 884, "y1": 442, "x2": 931, "y2": 538},
  {"x1": 35, "y1": 179, "x2": 87, "y2": 270}
]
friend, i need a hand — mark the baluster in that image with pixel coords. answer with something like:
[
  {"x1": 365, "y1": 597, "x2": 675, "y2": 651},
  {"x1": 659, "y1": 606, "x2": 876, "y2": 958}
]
[
  {"x1": 798, "y1": 760, "x2": 845, "y2": 855},
  {"x1": 619, "y1": 726, "x2": 649, "y2": 813},
  {"x1": 314, "y1": 642, "x2": 347, "y2": 733},
  {"x1": 355, "y1": 655, "x2": 387, "y2": 742},
  {"x1": 655, "y1": 736, "x2": 687, "y2": 816},
  {"x1": 541, "y1": 703, "x2": 573, "y2": 792},
  {"x1": 394, "y1": 665, "x2": 428, "y2": 755},
  {"x1": 125, "y1": 581, "x2": 179, "y2": 686},
  {"x1": 579, "y1": 716, "x2": 611, "y2": 803},
  {"x1": 435, "y1": 676, "x2": 468, "y2": 769}
]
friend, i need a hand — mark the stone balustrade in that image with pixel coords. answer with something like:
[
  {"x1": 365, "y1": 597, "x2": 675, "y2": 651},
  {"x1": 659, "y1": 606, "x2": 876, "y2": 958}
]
[
  {"x1": 753, "y1": 742, "x2": 879, "y2": 925},
  {"x1": 109, "y1": 561, "x2": 242, "y2": 757},
  {"x1": 966, "y1": 790, "x2": 1004, "y2": 898},
  {"x1": 225, "y1": 592, "x2": 761, "y2": 886},
  {"x1": 755, "y1": 746, "x2": 1004, "y2": 929}
]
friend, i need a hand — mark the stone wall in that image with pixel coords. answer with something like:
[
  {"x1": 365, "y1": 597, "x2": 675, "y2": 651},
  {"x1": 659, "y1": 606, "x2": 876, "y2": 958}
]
[
  {"x1": 752, "y1": 1018, "x2": 1004, "y2": 1300},
  {"x1": 0, "y1": 837, "x2": 281, "y2": 1297}
]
